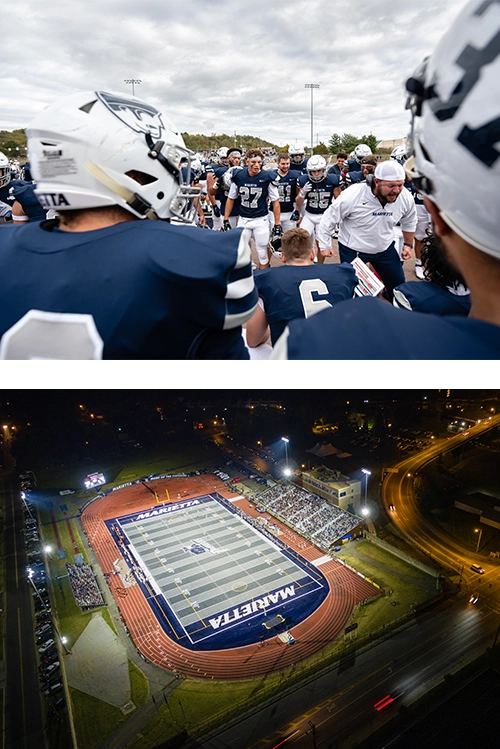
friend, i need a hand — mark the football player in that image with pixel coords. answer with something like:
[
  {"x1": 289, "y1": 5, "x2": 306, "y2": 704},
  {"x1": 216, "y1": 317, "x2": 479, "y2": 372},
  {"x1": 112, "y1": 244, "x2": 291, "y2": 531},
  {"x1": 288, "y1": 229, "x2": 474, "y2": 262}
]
[
  {"x1": 294, "y1": 155, "x2": 341, "y2": 263},
  {"x1": 393, "y1": 233, "x2": 470, "y2": 317},
  {"x1": 288, "y1": 144, "x2": 308, "y2": 173},
  {"x1": 207, "y1": 147, "x2": 242, "y2": 230},
  {"x1": 223, "y1": 148, "x2": 281, "y2": 269},
  {"x1": 272, "y1": 0, "x2": 500, "y2": 360},
  {"x1": 0, "y1": 91, "x2": 258, "y2": 359},
  {"x1": 0, "y1": 150, "x2": 46, "y2": 223},
  {"x1": 269, "y1": 153, "x2": 302, "y2": 234},
  {"x1": 391, "y1": 147, "x2": 431, "y2": 280},
  {"x1": 246, "y1": 227, "x2": 358, "y2": 347}
]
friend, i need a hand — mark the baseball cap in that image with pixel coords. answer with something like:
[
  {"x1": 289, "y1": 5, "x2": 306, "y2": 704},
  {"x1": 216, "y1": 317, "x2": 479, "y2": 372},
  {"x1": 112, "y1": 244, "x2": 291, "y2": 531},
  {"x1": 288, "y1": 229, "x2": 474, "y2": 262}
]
[{"x1": 374, "y1": 161, "x2": 406, "y2": 181}]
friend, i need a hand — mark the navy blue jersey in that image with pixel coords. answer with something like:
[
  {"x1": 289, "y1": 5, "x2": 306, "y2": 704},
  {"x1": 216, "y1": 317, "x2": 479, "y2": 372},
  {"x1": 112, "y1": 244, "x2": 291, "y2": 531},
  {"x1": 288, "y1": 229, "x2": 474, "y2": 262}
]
[
  {"x1": 275, "y1": 296, "x2": 500, "y2": 360},
  {"x1": 299, "y1": 173, "x2": 340, "y2": 215},
  {"x1": 393, "y1": 281, "x2": 471, "y2": 317},
  {"x1": 0, "y1": 220, "x2": 258, "y2": 360},
  {"x1": 0, "y1": 180, "x2": 46, "y2": 221},
  {"x1": 404, "y1": 179, "x2": 426, "y2": 205},
  {"x1": 210, "y1": 165, "x2": 239, "y2": 216},
  {"x1": 231, "y1": 168, "x2": 278, "y2": 218},
  {"x1": 289, "y1": 157, "x2": 308, "y2": 173},
  {"x1": 255, "y1": 263, "x2": 357, "y2": 344},
  {"x1": 274, "y1": 170, "x2": 301, "y2": 213},
  {"x1": 346, "y1": 159, "x2": 362, "y2": 173}
]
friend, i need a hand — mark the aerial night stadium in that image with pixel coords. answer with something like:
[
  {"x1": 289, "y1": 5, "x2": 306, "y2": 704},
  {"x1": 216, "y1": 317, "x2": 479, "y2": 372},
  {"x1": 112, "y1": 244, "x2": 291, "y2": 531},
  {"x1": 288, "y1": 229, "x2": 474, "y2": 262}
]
[{"x1": 2, "y1": 390, "x2": 500, "y2": 749}]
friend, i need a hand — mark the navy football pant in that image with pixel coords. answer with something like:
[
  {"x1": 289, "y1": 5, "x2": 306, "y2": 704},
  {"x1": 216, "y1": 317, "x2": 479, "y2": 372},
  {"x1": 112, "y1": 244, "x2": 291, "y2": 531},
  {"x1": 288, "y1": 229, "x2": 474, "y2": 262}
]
[{"x1": 338, "y1": 241, "x2": 405, "y2": 300}]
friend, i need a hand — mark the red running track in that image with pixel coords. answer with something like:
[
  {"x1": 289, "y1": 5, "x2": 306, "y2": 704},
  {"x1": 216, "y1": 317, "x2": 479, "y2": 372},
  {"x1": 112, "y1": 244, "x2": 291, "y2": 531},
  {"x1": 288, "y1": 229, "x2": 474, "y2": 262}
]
[{"x1": 81, "y1": 477, "x2": 379, "y2": 679}]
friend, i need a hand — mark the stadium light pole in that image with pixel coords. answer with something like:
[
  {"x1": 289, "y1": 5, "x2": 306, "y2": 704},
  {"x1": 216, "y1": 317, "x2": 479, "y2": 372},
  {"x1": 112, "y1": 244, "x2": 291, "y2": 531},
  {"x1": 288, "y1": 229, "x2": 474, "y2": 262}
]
[
  {"x1": 282, "y1": 437, "x2": 290, "y2": 476},
  {"x1": 361, "y1": 468, "x2": 371, "y2": 509},
  {"x1": 305, "y1": 84, "x2": 320, "y2": 155},
  {"x1": 475, "y1": 527, "x2": 483, "y2": 553},
  {"x1": 124, "y1": 79, "x2": 141, "y2": 96}
]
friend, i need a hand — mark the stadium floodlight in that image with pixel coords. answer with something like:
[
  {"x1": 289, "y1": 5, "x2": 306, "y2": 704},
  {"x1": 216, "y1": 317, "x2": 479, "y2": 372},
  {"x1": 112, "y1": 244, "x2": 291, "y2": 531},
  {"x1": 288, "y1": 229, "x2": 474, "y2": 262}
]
[
  {"x1": 281, "y1": 437, "x2": 290, "y2": 475},
  {"x1": 361, "y1": 507, "x2": 370, "y2": 517},
  {"x1": 305, "y1": 83, "x2": 320, "y2": 154},
  {"x1": 361, "y1": 468, "x2": 371, "y2": 509},
  {"x1": 124, "y1": 78, "x2": 141, "y2": 96}
]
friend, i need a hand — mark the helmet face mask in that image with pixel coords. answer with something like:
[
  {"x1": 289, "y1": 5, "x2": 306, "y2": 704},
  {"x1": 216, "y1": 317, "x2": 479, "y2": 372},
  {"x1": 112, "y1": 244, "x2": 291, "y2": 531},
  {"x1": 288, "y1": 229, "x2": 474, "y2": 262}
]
[
  {"x1": 390, "y1": 145, "x2": 407, "y2": 165},
  {"x1": 217, "y1": 147, "x2": 229, "y2": 165},
  {"x1": 27, "y1": 90, "x2": 201, "y2": 222},
  {"x1": 353, "y1": 144, "x2": 372, "y2": 163},
  {"x1": 306, "y1": 155, "x2": 327, "y2": 182},
  {"x1": 405, "y1": 0, "x2": 500, "y2": 258},
  {"x1": 288, "y1": 144, "x2": 305, "y2": 164}
]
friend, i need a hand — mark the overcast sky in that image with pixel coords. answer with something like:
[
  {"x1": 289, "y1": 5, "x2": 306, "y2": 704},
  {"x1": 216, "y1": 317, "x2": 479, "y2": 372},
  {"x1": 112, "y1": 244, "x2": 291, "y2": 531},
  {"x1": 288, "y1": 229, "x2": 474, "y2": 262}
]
[{"x1": 4, "y1": 0, "x2": 470, "y2": 147}]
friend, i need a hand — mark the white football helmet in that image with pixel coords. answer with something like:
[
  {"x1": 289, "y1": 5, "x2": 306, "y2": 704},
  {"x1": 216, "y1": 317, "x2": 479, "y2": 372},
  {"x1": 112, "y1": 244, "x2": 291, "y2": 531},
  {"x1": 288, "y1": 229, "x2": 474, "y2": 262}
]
[
  {"x1": 288, "y1": 144, "x2": 306, "y2": 164},
  {"x1": 306, "y1": 155, "x2": 327, "y2": 182},
  {"x1": 0, "y1": 151, "x2": 11, "y2": 188},
  {"x1": 217, "y1": 147, "x2": 229, "y2": 164},
  {"x1": 390, "y1": 145, "x2": 407, "y2": 164},
  {"x1": 27, "y1": 90, "x2": 201, "y2": 221},
  {"x1": 222, "y1": 165, "x2": 243, "y2": 192},
  {"x1": 405, "y1": 0, "x2": 500, "y2": 259},
  {"x1": 353, "y1": 144, "x2": 372, "y2": 163}
]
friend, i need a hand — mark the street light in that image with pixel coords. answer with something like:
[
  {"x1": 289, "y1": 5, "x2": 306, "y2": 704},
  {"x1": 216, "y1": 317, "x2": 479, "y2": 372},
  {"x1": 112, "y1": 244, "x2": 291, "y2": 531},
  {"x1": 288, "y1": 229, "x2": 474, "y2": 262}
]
[
  {"x1": 305, "y1": 84, "x2": 320, "y2": 155},
  {"x1": 361, "y1": 468, "x2": 371, "y2": 508},
  {"x1": 124, "y1": 78, "x2": 141, "y2": 96},
  {"x1": 475, "y1": 527, "x2": 483, "y2": 553},
  {"x1": 282, "y1": 437, "x2": 290, "y2": 476}
]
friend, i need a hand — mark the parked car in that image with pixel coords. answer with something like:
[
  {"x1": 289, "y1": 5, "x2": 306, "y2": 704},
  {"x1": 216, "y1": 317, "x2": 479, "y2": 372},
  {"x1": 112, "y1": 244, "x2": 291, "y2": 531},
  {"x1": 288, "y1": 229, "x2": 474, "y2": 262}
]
[
  {"x1": 40, "y1": 661, "x2": 59, "y2": 675},
  {"x1": 39, "y1": 639, "x2": 55, "y2": 654},
  {"x1": 44, "y1": 681, "x2": 63, "y2": 696}
]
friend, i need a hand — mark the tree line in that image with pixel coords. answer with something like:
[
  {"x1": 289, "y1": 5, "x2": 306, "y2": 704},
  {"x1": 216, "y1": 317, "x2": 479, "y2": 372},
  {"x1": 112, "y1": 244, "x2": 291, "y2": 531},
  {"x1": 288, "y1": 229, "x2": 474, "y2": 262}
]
[{"x1": 0, "y1": 129, "x2": 381, "y2": 160}]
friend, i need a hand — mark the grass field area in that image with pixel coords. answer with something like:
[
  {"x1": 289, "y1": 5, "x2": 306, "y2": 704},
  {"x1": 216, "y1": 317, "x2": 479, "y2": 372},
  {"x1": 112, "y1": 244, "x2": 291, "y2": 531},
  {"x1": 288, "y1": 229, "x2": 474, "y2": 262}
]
[
  {"x1": 70, "y1": 689, "x2": 127, "y2": 749},
  {"x1": 70, "y1": 658, "x2": 150, "y2": 749},
  {"x1": 350, "y1": 540, "x2": 436, "y2": 581},
  {"x1": 129, "y1": 660, "x2": 149, "y2": 708},
  {"x1": 126, "y1": 676, "x2": 286, "y2": 749},
  {"x1": 34, "y1": 440, "x2": 222, "y2": 493}
]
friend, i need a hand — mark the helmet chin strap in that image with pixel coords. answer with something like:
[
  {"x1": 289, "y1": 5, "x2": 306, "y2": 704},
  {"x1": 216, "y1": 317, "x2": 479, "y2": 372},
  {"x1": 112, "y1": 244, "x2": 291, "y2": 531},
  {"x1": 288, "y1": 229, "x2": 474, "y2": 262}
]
[{"x1": 83, "y1": 160, "x2": 159, "y2": 220}]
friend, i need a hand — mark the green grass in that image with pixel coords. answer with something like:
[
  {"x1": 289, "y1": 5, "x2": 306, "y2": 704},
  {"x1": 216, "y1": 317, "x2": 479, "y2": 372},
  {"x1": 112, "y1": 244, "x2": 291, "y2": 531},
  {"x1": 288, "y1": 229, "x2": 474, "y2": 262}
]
[
  {"x1": 126, "y1": 677, "x2": 284, "y2": 749},
  {"x1": 352, "y1": 540, "x2": 436, "y2": 581},
  {"x1": 70, "y1": 689, "x2": 129, "y2": 749},
  {"x1": 68, "y1": 661, "x2": 147, "y2": 749},
  {"x1": 34, "y1": 442, "x2": 221, "y2": 492},
  {"x1": 129, "y1": 660, "x2": 149, "y2": 708}
]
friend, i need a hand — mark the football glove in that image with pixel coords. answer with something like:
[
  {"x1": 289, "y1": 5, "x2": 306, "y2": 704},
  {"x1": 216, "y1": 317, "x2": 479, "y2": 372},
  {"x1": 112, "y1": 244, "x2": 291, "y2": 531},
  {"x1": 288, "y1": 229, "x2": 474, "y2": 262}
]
[
  {"x1": 222, "y1": 220, "x2": 232, "y2": 232},
  {"x1": 290, "y1": 209, "x2": 300, "y2": 222},
  {"x1": 212, "y1": 205, "x2": 221, "y2": 218}
]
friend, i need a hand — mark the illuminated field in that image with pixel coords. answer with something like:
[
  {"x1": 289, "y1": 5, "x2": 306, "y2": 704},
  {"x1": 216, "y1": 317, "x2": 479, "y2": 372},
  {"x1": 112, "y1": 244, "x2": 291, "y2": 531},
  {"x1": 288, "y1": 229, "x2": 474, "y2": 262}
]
[{"x1": 106, "y1": 493, "x2": 329, "y2": 649}]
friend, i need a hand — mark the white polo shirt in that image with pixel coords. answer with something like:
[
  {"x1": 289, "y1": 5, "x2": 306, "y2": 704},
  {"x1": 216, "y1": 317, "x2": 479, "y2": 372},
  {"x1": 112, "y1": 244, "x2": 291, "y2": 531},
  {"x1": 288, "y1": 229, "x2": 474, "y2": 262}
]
[{"x1": 317, "y1": 182, "x2": 417, "y2": 254}]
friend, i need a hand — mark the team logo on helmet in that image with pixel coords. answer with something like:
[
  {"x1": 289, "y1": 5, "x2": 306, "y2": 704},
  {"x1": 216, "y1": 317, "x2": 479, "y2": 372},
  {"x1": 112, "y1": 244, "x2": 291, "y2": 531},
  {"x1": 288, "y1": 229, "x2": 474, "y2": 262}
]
[{"x1": 96, "y1": 91, "x2": 171, "y2": 139}]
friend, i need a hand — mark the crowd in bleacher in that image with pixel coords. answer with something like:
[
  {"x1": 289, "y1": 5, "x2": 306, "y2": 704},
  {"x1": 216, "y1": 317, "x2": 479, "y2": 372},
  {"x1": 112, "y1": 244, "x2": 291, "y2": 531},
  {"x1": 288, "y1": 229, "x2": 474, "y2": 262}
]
[
  {"x1": 259, "y1": 483, "x2": 360, "y2": 550},
  {"x1": 67, "y1": 563, "x2": 105, "y2": 610}
]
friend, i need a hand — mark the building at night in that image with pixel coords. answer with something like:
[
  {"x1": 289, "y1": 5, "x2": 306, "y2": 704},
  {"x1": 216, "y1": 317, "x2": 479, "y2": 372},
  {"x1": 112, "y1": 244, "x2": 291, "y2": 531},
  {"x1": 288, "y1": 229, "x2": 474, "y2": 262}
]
[{"x1": 301, "y1": 466, "x2": 361, "y2": 512}]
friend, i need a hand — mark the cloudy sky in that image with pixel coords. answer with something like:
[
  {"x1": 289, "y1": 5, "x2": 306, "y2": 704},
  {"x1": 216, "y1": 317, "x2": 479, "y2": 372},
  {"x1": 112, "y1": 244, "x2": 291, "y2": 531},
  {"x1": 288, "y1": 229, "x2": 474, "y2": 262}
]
[{"x1": 4, "y1": 0, "x2": 469, "y2": 147}]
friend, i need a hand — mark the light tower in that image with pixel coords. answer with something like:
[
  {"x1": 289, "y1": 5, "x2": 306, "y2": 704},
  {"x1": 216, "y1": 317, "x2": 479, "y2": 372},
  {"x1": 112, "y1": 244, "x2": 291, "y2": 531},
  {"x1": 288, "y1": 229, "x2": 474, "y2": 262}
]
[
  {"x1": 124, "y1": 79, "x2": 141, "y2": 96},
  {"x1": 304, "y1": 84, "x2": 320, "y2": 154}
]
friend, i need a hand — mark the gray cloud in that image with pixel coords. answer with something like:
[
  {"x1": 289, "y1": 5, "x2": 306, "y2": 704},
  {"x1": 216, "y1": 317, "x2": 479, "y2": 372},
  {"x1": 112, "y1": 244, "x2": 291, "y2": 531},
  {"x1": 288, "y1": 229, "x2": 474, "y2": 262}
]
[{"x1": 4, "y1": 0, "x2": 470, "y2": 146}]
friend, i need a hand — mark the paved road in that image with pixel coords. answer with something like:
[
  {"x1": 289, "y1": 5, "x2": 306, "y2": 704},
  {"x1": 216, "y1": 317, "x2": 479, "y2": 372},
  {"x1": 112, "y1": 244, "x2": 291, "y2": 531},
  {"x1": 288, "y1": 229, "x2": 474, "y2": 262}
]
[{"x1": 2, "y1": 468, "x2": 46, "y2": 748}]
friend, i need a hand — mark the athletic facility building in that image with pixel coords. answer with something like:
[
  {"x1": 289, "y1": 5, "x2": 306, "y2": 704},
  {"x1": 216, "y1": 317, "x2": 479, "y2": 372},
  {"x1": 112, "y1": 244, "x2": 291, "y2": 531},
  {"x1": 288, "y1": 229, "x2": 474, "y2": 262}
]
[{"x1": 82, "y1": 473, "x2": 378, "y2": 678}]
